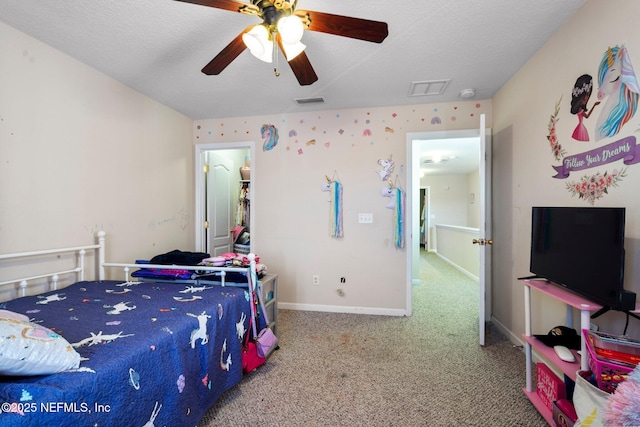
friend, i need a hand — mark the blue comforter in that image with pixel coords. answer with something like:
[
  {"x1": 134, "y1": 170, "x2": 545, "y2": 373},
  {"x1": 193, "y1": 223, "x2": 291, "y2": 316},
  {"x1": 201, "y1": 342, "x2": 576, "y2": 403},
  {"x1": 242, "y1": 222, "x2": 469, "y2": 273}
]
[{"x1": 0, "y1": 280, "x2": 251, "y2": 426}]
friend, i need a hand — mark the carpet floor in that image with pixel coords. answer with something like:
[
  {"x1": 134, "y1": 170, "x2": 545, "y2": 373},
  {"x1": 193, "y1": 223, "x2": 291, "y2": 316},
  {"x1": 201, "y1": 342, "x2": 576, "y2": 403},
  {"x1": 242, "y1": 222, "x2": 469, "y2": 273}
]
[{"x1": 199, "y1": 251, "x2": 546, "y2": 426}]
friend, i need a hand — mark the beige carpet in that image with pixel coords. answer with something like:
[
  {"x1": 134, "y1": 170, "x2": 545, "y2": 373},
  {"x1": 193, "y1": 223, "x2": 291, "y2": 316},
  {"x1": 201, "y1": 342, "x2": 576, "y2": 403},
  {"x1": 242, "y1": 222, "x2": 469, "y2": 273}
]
[{"x1": 199, "y1": 251, "x2": 546, "y2": 426}]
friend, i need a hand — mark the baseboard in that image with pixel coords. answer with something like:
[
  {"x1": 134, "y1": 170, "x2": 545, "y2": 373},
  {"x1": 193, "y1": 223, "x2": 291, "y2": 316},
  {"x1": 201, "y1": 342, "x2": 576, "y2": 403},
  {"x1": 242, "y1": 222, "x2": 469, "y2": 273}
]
[
  {"x1": 491, "y1": 315, "x2": 524, "y2": 347},
  {"x1": 278, "y1": 302, "x2": 408, "y2": 317},
  {"x1": 491, "y1": 316, "x2": 547, "y2": 366},
  {"x1": 435, "y1": 253, "x2": 479, "y2": 282}
]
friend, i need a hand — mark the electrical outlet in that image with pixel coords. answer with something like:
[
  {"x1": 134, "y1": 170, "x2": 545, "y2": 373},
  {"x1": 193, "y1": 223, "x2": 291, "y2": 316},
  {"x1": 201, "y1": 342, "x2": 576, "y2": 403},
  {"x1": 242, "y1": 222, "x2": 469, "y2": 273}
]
[{"x1": 312, "y1": 275, "x2": 319, "y2": 286}]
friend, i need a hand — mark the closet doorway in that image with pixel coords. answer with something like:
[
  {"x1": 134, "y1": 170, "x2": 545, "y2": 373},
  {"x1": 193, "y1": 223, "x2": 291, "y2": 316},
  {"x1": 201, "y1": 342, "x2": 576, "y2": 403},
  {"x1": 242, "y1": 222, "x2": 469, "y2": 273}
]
[{"x1": 194, "y1": 142, "x2": 256, "y2": 255}]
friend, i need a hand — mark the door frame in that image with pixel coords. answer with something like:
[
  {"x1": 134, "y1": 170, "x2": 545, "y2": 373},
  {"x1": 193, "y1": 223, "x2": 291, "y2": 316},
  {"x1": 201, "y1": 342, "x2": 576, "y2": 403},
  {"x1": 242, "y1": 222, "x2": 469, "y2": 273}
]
[
  {"x1": 194, "y1": 141, "x2": 256, "y2": 253},
  {"x1": 405, "y1": 128, "x2": 492, "y2": 324}
]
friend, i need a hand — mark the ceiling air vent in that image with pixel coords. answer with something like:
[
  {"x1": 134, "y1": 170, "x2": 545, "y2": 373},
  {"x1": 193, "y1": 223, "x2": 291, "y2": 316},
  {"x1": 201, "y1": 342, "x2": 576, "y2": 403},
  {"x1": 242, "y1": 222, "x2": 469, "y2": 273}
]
[
  {"x1": 408, "y1": 79, "x2": 451, "y2": 97},
  {"x1": 293, "y1": 96, "x2": 325, "y2": 105}
]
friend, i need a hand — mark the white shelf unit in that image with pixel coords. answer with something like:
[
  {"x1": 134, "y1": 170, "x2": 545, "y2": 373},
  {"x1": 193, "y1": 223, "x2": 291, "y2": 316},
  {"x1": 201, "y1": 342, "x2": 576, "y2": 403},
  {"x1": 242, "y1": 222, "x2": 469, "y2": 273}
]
[
  {"x1": 259, "y1": 274, "x2": 278, "y2": 337},
  {"x1": 521, "y1": 279, "x2": 602, "y2": 426}
]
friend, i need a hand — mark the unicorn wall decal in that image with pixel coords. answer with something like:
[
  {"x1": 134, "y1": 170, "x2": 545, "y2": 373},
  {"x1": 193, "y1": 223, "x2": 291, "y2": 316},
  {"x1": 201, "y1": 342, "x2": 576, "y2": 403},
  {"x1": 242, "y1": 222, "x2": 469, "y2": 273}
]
[
  {"x1": 376, "y1": 155, "x2": 395, "y2": 180},
  {"x1": 595, "y1": 45, "x2": 640, "y2": 141},
  {"x1": 261, "y1": 124, "x2": 279, "y2": 151}
]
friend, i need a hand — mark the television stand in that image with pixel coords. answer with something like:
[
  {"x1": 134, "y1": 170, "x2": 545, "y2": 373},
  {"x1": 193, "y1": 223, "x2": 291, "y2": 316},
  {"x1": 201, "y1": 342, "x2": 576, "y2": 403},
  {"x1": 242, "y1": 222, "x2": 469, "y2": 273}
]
[
  {"x1": 517, "y1": 275, "x2": 548, "y2": 281},
  {"x1": 520, "y1": 279, "x2": 603, "y2": 425}
]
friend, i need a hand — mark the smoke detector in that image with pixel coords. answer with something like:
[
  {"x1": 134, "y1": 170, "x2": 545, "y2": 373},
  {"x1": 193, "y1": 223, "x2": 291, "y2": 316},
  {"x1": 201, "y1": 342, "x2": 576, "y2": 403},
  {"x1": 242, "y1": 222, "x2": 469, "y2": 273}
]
[{"x1": 459, "y1": 89, "x2": 476, "y2": 99}]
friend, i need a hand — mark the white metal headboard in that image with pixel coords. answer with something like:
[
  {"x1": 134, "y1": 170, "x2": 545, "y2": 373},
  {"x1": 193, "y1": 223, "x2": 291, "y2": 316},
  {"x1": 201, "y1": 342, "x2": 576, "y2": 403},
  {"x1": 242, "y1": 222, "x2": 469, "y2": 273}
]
[
  {"x1": 0, "y1": 231, "x2": 105, "y2": 297},
  {"x1": 1, "y1": 231, "x2": 259, "y2": 297}
]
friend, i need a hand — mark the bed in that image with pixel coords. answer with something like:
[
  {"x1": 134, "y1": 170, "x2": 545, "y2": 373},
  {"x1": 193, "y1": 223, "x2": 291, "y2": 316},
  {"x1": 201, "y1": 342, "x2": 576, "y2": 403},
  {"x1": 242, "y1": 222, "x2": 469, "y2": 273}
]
[{"x1": 0, "y1": 232, "x2": 262, "y2": 426}]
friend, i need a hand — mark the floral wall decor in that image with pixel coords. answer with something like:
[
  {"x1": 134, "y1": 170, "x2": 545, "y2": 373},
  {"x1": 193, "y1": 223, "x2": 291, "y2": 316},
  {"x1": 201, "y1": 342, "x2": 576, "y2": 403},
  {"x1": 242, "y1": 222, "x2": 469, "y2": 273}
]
[{"x1": 548, "y1": 44, "x2": 640, "y2": 204}]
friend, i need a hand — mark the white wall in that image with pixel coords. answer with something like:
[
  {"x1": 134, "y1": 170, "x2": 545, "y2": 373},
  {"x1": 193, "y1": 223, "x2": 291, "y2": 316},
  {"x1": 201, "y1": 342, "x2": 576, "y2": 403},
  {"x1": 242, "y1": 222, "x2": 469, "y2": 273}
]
[
  {"x1": 435, "y1": 225, "x2": 479, "y2": 279},
  {"x1": 195, "y1": 103, "x2": 492, "y2": 314},
  {"x1": 493, "y1": 0, "x2": 640, "y2": 339},
  {"x1": 420, "y1": 174, "x2": 469, "y2": 227},
  {"x1": 0, "y1": 21, "x2": 194, "y2": 296}
]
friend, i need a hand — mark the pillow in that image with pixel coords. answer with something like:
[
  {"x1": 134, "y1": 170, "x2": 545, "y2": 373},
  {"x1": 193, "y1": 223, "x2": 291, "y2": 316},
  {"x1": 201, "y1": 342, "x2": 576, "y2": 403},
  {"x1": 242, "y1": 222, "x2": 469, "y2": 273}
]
[
  {"x1": 131, "y1": 259, "x2": 193, "y2": 280},
  {"x1": 200, "y1": 256, "x2": 226, "y2": 266},
  {"x1": 0, "y1": 309, "x2": 29, "y2": 322},
  {"x1": 0, "y1": 318, "x2": 81, "y2": 376},
  {"x1": 131, "y1": 268, "x2": 193, "y2": 280}
]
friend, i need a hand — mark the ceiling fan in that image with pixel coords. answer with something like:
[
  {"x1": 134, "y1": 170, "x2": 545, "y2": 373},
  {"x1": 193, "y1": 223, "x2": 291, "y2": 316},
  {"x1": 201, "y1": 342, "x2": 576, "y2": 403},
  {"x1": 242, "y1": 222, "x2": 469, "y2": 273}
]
[{"x1": 175, "y1": 0, "x2": 389, "y2": 85}]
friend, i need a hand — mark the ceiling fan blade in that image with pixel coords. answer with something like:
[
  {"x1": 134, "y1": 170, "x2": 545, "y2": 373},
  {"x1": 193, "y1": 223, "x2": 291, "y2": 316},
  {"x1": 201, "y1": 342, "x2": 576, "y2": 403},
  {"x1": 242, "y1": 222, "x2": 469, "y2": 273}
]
[
  {"x1": 295, "y1": 10, "x2": 388, "y2": 43},
  {"x1": 286, "y1": 51, "x2": 318, "y2": 86},
  {"x1": 276, "y1": 35, "x2": 318, "y2": 85},
  {"x1": 173, "y1": 0, "x2": 250, "y2": 14},
  {"x1": 201, "y1": 27, "x2": 252, "y2": 75}
]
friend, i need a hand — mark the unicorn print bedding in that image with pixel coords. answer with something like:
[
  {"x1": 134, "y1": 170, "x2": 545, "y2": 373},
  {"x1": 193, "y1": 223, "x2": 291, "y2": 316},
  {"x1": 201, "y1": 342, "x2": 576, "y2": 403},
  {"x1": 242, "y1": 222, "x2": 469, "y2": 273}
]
[{"x1": 0, "y1": 279, "x2": 251, "y2": 426}]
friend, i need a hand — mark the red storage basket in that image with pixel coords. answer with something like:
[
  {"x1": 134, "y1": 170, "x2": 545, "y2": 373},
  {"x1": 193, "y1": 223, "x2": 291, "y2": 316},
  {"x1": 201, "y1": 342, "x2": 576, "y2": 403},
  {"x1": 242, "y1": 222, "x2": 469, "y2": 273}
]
[{"x1": 583, "y1": 329, "x2": 633, "y2": 393}]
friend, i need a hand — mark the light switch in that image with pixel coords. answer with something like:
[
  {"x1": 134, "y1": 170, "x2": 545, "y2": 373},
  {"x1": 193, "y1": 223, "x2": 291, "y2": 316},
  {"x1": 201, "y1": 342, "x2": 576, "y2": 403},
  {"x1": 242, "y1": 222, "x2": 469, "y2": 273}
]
[{"x1": 358, "y1": 213, "x2": 373, "y2": 224}]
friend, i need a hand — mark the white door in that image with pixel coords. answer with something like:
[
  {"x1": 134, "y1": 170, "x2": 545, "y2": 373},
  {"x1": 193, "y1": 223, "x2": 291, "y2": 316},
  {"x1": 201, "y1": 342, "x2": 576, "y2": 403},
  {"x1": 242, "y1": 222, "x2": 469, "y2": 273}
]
[
  {"x1": 194, "y1": 142, "x2": 255, "y2": 255},
  {"x1": 206, "y1": 153, "x2": 233, "y2": 256},
  {"x1": 476, "y1": 114, "x2": 492, "y2": 346}
]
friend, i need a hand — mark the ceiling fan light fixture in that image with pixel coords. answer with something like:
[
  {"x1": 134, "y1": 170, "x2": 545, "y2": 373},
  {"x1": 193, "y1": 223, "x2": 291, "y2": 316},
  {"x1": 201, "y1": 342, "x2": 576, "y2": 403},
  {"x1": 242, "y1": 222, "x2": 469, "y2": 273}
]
[
  {"x1": 282, "y1": 40, "x2": 306, "y2": 61},
  {"x1": 242, "y1": 25, "x2": 274, "y2": 63},
  {"x1": 277, "y1": 15, "x2": 304, "y2": 44}
]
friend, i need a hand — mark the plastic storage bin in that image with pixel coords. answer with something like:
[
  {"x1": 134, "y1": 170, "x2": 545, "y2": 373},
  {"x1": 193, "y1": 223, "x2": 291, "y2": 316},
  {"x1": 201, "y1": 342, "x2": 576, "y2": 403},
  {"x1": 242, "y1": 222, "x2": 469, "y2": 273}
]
[
  {"x1": 583, "y1": 329, "x2": 633, "y2": 392},
  {"x1": 234, "y1": 243, "x2": 250, "y2": 255}
]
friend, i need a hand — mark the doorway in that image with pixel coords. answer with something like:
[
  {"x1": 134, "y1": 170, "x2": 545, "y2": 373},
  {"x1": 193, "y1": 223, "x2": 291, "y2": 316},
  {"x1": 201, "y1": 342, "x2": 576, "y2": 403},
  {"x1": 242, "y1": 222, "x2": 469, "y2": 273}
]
[
  {"x1": 405, "y1": 125, "x2": 492, "y2": 343},
  {"x1": 194, "y1": 142, "x2": 256, "y2": 254}
]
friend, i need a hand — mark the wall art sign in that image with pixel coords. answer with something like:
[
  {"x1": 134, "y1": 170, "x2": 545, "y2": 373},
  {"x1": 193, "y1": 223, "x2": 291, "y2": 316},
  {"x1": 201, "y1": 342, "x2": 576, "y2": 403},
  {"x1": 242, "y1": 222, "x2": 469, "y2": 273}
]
[{"x1": 546, "y1": 45, "x2": 640, "y2": 204}]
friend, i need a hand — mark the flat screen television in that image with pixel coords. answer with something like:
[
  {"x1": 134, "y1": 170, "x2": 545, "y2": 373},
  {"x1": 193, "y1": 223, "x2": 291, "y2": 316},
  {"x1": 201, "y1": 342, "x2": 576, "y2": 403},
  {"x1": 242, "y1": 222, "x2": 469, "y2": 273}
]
[{"x1": 528, "y1": 206, "x2": 636, "y2": 312}]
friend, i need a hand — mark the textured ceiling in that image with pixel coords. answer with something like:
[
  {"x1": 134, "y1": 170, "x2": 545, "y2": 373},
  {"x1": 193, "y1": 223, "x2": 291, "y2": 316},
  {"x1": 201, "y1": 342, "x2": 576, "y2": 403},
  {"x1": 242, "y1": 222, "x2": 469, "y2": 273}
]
[{"x1": 0, "y1": 0, "x2": 585, "y2": 121}]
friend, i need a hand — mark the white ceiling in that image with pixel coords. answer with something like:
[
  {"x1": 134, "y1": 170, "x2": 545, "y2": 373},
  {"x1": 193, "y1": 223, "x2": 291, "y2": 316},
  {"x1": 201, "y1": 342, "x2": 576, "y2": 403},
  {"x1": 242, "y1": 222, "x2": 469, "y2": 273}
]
[
  {"x1": 0, "y1": 0, "x2": 586, "y2": 123},
  {"x1": 418, "y1": 137, "x2": 481, "y2": 176}
]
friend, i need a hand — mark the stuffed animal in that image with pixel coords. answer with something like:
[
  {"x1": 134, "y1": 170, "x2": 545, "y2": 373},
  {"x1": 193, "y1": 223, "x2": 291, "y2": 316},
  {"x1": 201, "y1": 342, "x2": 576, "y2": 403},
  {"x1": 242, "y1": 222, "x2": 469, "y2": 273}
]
[{"x1": 603, "y1": 364, "x2": 640, "y2": 426}]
